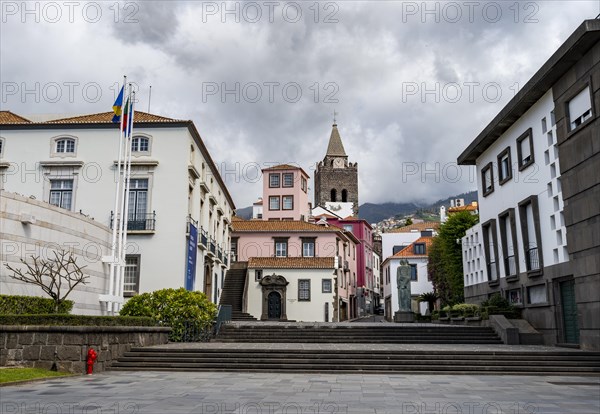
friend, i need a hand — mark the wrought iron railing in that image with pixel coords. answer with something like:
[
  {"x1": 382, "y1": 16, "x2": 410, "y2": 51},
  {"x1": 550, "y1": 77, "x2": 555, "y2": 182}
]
[
  {"x1": 186, "y1": 215, "x2": 198, "y2": 234},
  {"x1": 180, "y1": 320, "x2": 213, "y2": 342},
  {"x1": 209, "y1": 238, "x2": 216, "y2": 254},
  {"x1": 200, "y1": 227, "x2": 208, "y2": 247},
  {"x1": 213, "y1": 305, "x2": 232, "y2": 336},
  {"x1": 217, "y1": 246, "x2": 223, "y2": 261},
  {"x1": 110, "y1": 211, "x2": 156, "y2": 231},
  {"x1": 505, "y1": 255, "x2": 517, "y2": 276},
  {"x1": 526, "y1": 247, "x2": 540, "y2": 271}
]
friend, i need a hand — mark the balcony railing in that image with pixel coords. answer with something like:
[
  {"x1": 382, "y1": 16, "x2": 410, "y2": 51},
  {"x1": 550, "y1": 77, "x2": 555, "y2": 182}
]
[
  {"x1": 200, "y1": 227, "x2": 208, "y2": 247},
  {"x1": 526, "y1": 247, "x2": 540, "y2": 271},
  {"x1": 505, "y1": 255, "x2": 517, "y2": 277},
  {"x1": 186, "y1": 215, "x2": 198, "y2": 234},
  {"x1": 487, "y1": 260, "x2": 497, "y2": 281},
  {"x1": 209, "y1": 238, "x2": 216, "y2": 255},
  {"x1": 217, "y1": 246, "x2": 223, "y2": 262},
  {"x1": 111, "y1": 211, "x2": 156, "y2": 231}
]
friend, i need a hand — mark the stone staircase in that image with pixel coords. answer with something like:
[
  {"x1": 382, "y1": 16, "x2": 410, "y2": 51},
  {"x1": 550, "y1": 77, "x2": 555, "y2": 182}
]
[
  {"x1": 111, "y1": 346, "x2": 600, "y2": 375},
  {"x1": 215, "y1": 324, "x2": 504, "y2": 344},
  {"x1": 219, "y1": 262, "x2": 257, "y2": 321}
]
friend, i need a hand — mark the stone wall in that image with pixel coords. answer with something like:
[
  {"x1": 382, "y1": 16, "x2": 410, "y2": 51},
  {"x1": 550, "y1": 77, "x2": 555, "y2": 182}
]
[{"x1": 0, "y1": 325, "x2": 170, "y2": 373}]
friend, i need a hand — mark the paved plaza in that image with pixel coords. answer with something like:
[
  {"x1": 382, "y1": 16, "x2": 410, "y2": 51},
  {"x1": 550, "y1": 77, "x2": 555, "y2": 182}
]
[{"x1": 1, "y1": 370, "x2": 599, "y2": 414}]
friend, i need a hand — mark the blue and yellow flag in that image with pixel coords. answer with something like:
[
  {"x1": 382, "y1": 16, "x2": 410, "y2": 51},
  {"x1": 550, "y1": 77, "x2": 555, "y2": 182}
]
[{"x1": 112, "y1": 86, "x2": 124, "y2": 123}]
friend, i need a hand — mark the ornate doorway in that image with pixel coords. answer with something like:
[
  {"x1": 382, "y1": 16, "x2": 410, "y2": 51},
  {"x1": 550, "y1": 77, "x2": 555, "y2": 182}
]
[
  {"x1": 268, "y1": 292, "x2": 282, "y2": 319},
  {"x1": 260, "y1": 274, "x2": 289, "y2": 321}
]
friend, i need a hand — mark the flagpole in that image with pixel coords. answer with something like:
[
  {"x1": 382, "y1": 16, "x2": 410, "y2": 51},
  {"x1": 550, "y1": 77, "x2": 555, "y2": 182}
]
[
  {"x1": 117, "y1": 87, "x2": 136, "y2": 311},
  {"x1": 107, "y1": 75, "x2": 126, "y2": 315}
]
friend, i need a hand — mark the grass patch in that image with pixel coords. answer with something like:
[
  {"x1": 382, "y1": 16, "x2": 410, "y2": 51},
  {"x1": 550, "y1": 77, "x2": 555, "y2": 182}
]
[{"x1": 0, "y1": 368, "x2": 71, "y2": 384}]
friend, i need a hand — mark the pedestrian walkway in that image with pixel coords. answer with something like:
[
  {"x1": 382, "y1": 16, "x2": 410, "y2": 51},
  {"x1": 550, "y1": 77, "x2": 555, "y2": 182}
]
[{"x1": 2, "y1": 371, "x2": 599, "y2": 413}]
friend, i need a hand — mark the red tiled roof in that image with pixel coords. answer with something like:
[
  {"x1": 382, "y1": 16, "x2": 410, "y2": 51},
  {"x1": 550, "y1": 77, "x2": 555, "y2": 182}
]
[
  {"x1": 448, "y1": 205, "x2": 478, "y2": 213},
  {"x1": 0, "y1": 111, "x2": 31, "y2": 124},
  {"x1": 388, "y1": 221, "x2": 440, "y2": 233},
  {"x1": 393, "y1": 237, "x2": 434, "y2": 257},
  {"x1": 248, "y1": 257, "x2": 335, "y2": 269},
  {"x1": 46, "y1": 111, "x2": 181, "y2": 124},
  {"x1": 232, "y1": 219, "x2": 340, "y2": 233}
]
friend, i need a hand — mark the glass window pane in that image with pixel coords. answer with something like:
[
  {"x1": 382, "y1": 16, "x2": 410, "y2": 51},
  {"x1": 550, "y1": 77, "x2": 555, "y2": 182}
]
[
  {"x1": 66, "y1": 140, "x2": 75, "y2": 152},
  {"x1": 61, "y1": 191, "x2": 72, "y2": 210},
  {"x1": 56, "y1": 140, "x2": 65, "y2": 152}
]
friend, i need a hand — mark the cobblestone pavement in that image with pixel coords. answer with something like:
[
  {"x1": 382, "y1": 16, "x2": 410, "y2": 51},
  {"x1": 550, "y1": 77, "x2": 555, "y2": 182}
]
[{"x1": 1, "y1": 371, "x2": 598, "y2": 414}]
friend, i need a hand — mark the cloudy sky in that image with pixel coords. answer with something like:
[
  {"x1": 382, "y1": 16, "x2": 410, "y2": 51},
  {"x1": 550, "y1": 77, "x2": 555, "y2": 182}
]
[{"x1": 2, "y1": 1, "x2": 598, "y2": 209}]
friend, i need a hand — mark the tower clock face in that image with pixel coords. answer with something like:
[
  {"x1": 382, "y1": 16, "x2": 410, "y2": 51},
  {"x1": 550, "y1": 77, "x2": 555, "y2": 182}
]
[{"x1": 333, "y1": 158, "x2": 344, "y2": 168}]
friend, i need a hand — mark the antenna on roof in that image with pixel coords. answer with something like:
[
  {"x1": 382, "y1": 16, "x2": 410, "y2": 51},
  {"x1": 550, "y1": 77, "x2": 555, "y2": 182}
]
[{"x1": 148, "y1": 85, "x2": 152, "y2": 113}]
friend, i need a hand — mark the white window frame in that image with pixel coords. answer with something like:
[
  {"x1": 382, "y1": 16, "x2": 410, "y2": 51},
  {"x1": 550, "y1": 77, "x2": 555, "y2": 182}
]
[
  {"x1": 275, "y1": 241, "x2": 287, "y2": 257},
  {"x1": 51, "y1": 135, "x2": 78, "y2": 157},
  {"x1": 302, "y1": 240, "x2": 315, "y2": 257},
  {"x1": 49, "y1": 179, "x2": 74, "y2": 210},
  {"x1": 282, "y1": 195, "x2": 293, "y2": 210},
  {"x1": 282, "y1": 173, "x2": 294, "y2": 187},
  {"x1": 269, "y1": 196, "x2": 280, "y2": 211},
  {"x1": 131, "y1": 135, "x2": 151, "y2": 154}
]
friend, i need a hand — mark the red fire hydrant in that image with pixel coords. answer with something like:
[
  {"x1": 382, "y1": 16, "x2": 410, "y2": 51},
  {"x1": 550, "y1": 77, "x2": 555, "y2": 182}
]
[{"x1": 86, "y1": 348, "x2": 98, "y2": 375}]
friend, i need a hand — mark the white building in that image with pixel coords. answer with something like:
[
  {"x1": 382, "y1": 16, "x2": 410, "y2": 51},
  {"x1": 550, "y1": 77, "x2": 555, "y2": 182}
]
[
  {"x1": 457, "y1": 19, "x2": 599, "y2": 349},
  {"x1": 0, "y1": 110, "x2": 235, "y2": 310},
  {"x1": 382, "y1": 237, "x2": 434, "y2": 319},
  {"x1": 381, "y1": 221, "x2": 439, "y2": 259}
]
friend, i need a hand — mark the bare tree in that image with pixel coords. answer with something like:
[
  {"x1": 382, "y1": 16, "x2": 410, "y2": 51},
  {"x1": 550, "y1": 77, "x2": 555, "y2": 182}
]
[{"x1": 4, "y1": 249, "x2": 89, "y2": 313}]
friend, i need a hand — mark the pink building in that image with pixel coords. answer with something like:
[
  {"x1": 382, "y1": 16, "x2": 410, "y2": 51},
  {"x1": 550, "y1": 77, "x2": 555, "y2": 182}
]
[{"x1": 261, "y1": 165, "x2": 310, "y2": 221}]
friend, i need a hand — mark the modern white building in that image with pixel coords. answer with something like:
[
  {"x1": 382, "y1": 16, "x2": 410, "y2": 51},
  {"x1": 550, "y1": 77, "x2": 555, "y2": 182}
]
[
  {"x1": 457, "y1": 20, "x2": 599, "y2": 349},
  {"x1": 382, "y1": 237, "x2": 434, "y2": 319},
  {"x1": 380, "y1": 222, "x2": 439, "y2": 259},
  {"x1": 0, "y1": 110, "x2": 235, "y2": 311}
]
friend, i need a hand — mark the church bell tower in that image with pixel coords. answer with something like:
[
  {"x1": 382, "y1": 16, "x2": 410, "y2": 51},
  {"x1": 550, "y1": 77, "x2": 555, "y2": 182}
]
[{"x1": 314, "y1": 122, "x2": 359, "y2": 217}]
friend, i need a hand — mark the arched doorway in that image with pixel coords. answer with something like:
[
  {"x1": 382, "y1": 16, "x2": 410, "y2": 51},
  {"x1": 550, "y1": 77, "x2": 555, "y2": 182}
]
[
  {"x1": 203, "y1": 263, "x2": 211, "y2": 297},
  {"x1": 259, "y1": 274, "x2": 289, "y2": 321},
  {"x1": 331, "y1": 189, "x2": 337, "y2": 202},
  {"x1": 268, "y1": 292, "x2": 282, "y2": 319}
]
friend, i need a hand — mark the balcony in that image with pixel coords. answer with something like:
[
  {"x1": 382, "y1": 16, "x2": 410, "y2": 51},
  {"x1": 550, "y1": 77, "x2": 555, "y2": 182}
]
[
  {"x1": 111, "y1": 211, "x2": 156, "y2": 232},
  {"x1": 198, "y1": 227, "x2": 208, "y2": 249},
  {"x1": 343, "y1": 260, "x2": 350, "y2": 272},
  {"x1": 209, "y1": 237, "x2": 217, "y2": 255},
  {"x1": 526, "y1": 247, "x2": 541, "y2": 273},
  {"x1": 217, "y1": 245, "x2": 223, "y2": 262},
  {"x1": 186, "y1": 215, "x2": 198, "y2": 235}
]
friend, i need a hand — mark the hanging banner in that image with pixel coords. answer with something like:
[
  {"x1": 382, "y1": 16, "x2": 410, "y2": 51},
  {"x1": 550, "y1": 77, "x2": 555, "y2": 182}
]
[{"x1": 185, "y1": 223, "x2": 198, "y2": 291}]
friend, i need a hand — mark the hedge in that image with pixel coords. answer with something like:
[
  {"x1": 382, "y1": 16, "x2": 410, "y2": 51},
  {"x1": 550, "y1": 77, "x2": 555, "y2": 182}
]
[
  {"x1": 0, "y1": 295, "x2": 73, "y2": 315},
  {"x1": 0, "y1": 314, "x2": 157, "y2": 326}
]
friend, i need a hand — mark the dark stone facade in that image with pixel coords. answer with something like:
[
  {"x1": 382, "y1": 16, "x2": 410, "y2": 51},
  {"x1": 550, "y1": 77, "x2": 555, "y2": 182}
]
[
  {"x1": 314, "y1": 158, "x2": 359, "y2": 216},
  {"x1": 552, "y1": 38, "x2": 600, "y2": 351},
  {"x1": 0, "y1": 325, "x2": 170, "y2": 373}
]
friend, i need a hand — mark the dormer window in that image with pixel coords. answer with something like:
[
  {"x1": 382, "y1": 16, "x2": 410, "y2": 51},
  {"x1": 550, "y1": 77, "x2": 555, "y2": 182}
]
[
  {"x1": 414, "y1": 243, "x2": 426, "y2": 255},
  {"x1": 56, "y1": 138, "x2": 75, "y2": 153},
  {"x1": 131, "y1": 136, "x2": 150, "y2": 153}
]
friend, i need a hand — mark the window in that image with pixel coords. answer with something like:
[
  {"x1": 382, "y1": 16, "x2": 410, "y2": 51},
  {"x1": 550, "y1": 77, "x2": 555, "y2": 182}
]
[
  {"x1": 527, "y1": 284, "x2": 547, "y2": 304},
  {"x1": 127, "y1": 179, "x2": 149, "y2": 230},
  {"x1": 269, "y1": 173, "x2": 280, "y2": 188},
  {"x1": 269, "y1": 196, "x2": 280, "y2": 210},
  {"x1": 482, "y1": 219, "x2": 499, "y2": 283},
  {"x1": 343, "y1": 224, "x2": 353, "y2": 232},
  {"x1": 131, "y1": 136, "x2": 150, "y2": 152},
  {"x1": 49, "y1": 179, "x2": 73, "y2": 210},
  {"x1": 123, "y1": 255, "x2": 140, "y2": 296},
  {"x1": 507, "y1": 288, "x2": 522, "y2": 305},
  {"x1": 414, "y1": 243, "x2": 426, "y2": 255},
  {"x1": 497, "y1": 147, "x2": 512, "y2": 185},
  {"x1": 481, "y1": 162, "x2": 494, "y2": 196},
  {"x1": 568, "y1": 86, "x2": 592, "y2": 131},
  {"x1": 0, "y1": 138, "x2": 4, "y2": 156},
  {"x1": 410, "y1": 264, "x2": 417, "y2": 281},
  {"x1": 55, "y1": 138, "x2": 75, "y2": 153},
  {"x1": 301, "y1": 176, "x2": 307, "y2": 192},
  {"x1": 330, "y1": 189, "x2": 337, "y2": 202},
  {"x1": 518, "y1": 196, "x2": 543, "y2": 274},
  {"x1": 275, "y1": 239, "x2": 288, "y2": 257},
  {"x1": 255, "y1": 269, "x2": 263, "y2": 281},
  {"x1": 282, "y1": 173, "x2": 294, "y2": 187},
  {"x1": 341, "y1": 189, "x2": 348, "y2": 202},
  {"x1": 298, "y1": 279, "x2": 311, "y2": 301},
  {"x1": 282, "y1": 195, "x2": 293, "y2": 210},
  {"x1": 516, "y1": 128, "x2": 534, "y2": 170},
  {"x1": 302, "y1": 238, "x2": 315, "y2": 257},
  {"x1": 322, "y1": 279, "x2": 332, "y2": 293},
  {"x1": 499, "y1": 209, "x2": 519, "y2": 278}
]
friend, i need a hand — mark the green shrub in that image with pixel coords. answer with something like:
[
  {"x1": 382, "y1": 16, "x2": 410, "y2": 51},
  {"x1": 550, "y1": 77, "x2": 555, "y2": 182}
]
[
  {"x1": 120, "y1": 288, "x2": 217, "y2": 342},
  {"x1": 0, "y1": 295, "x2": 73, "y2": 315},
  {"x1": 0, "y1": 314, "x2": 156, "y2": 326}
]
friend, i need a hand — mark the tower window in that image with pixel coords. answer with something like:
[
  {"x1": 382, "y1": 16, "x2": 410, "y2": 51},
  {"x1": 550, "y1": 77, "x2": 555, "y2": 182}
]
[
  {"x1": 342, "y1": 189, "x2": 348, "y2": 202},
  {"x1": 330, "y1": 189, "x2": 337, "y2": 202}
]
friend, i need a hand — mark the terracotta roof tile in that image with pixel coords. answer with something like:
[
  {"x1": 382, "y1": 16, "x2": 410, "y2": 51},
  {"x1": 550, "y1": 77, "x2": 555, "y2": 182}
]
[
  {"x1": 448, "y1": 205, "x2": 478, "y2": 212},
  {"x1": 46, "y1": 111, "x2": 181, "y2": 124},
  {"x1": 248, "y1": 257, "x2": 335, "y2": 269},
  {"x1": 232, "y1": 220, "x2": 339, "y2": 233},
  {"x1": 262, "y1": 164, "x2": 300, "y2": 171},
  {"x1": 393, "y1": 236, "x2": 434, "y2": 257},
  {"x1": 388, "y1": 221, "x2": 440, "y2": 233},
  {"x1": 0, "y1": 111, "x2": 31, "y2": 124}
]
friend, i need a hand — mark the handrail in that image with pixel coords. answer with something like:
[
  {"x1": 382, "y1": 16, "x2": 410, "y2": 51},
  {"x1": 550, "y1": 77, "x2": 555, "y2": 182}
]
[{"x1": 213, "y1": 304, "x2": 232, "y2": 336}]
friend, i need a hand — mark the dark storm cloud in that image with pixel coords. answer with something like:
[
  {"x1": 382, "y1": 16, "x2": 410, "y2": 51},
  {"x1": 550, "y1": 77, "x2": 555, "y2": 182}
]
[{"x1": 1, "y1": 1, "x2": 598, "y2": 208}]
